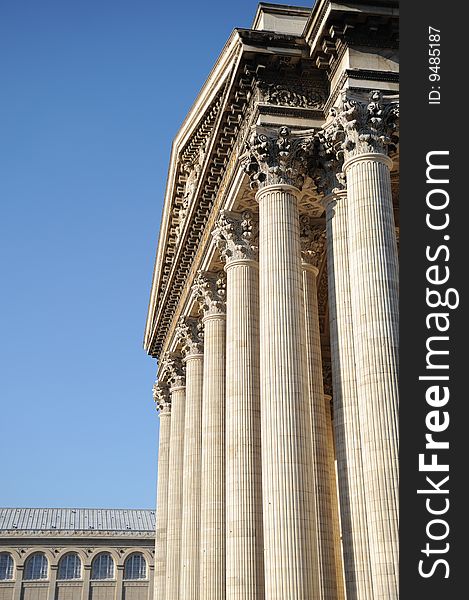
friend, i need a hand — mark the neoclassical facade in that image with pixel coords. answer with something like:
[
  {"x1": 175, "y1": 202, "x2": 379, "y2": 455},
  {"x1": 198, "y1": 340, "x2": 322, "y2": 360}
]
[
  {"x1": 144, "y1": 2, "x2": 399, "y2": 600},
  {"x1": 0, "y1": 509, "x2": 155, "y2": 600}
]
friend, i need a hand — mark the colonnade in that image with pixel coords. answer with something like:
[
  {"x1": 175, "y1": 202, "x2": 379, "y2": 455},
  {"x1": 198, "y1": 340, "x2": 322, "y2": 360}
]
[{"x1": 152, "y1": 91, "x2": 399, "y2": 600}]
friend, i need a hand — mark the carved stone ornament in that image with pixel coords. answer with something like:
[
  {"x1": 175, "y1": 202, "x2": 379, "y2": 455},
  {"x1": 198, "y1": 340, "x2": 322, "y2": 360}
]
[
  {"x1": 331, "y1": 90, "x2": 399, "y2": 158},
  {"x1": 258, "y1": 80, "x2": 325, "y2": 110},
  {"x1": 175, "y1": 137, "x2": 210, "y2": 241},
  {"x1": 241, "y1": 126, "x2": 315, "y2": 190},
  {"x1": 176, "y1": 315, "x2": 204, "y2": 357},
  {"x1": 192, "y1": 270, "x2": 226, "y2": 317},
  {"x1": 313, "y1": 121, "x2": 347, "y2": 197},
  {"x1": 212, "y1": 210, "x2": 258, "y2": 263},
  {"x1": 299, "y1": 217, "x2": 326, "y2": 267},
  {"x1": 322, "y1": 360, "x2": 333, "y2": 399},
  {"x1": 152, "y1": 381, "x2": 171, "y2": 413},
  {"x1": 160, "y1": 354, "x2": 185, "y2": 388}
]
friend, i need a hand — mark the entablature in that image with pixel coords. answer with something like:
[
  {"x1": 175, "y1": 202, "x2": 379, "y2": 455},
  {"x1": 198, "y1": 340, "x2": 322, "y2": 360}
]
[{"x1": 145, "y1": 2, "x2": 400, "y2": 362}]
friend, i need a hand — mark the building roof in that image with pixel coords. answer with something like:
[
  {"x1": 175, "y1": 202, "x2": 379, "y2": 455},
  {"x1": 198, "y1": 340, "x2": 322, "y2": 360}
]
[{"x1": 0, "y1": 508, "x2": 156, "y2": 533}]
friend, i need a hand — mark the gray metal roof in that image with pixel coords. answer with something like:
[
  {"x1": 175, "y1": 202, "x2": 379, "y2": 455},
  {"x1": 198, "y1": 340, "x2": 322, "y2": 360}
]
[{"x1": 0, "y1": 508, "x2": 156, "y2": 532}]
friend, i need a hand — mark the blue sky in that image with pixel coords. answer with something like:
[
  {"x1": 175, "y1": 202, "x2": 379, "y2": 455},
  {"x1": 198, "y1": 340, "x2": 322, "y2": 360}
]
[{"x1": 0, "y1": 0, "x2": 313, "y2": 509}]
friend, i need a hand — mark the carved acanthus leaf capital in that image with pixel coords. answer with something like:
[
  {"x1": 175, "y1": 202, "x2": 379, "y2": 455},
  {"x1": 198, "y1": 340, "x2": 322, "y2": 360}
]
[
  {"x1": 212, "y1": 210, "x2": 258, "y2": 263},
  {"x1": 299, "y1": 217, "x2": 326, "y2": 268},
  {"x1": 152, "y1": 381, "x2": 171, "y2": 413},
  {"x1": 159, "y1": 353, "x2": 185, "y2": 388},
  {"x1": 176, "y1": 315, "x2": 204, "y2": 357},
  {"x1": 331, "y1": 90, "x2": 399, "y2": 158},
  {"x1": 192, "y1": 270, "x2": 226, "y2": 317},
  {"x1": 313, "y1": 123, "x2": 346, "y2": 198},
  {"x1": 241, "y1": 126, "x2": 315, "y2": 191}
]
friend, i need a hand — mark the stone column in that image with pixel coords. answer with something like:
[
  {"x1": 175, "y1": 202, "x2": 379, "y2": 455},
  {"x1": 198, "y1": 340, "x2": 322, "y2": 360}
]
[
  {"x1": 176, "y1": 316, "x2": 204, "y2": 600},
  {"x1": 324, "y1": 394, "x2": 346, "y2": 600},
  {"x1": 152, "y1": 382, "x2": 172, "y2": 600},
  {"x1": 115, "y1": 565, "x2": 124, "y2": 600},
  {"x1": 315, "y1": 120, "x2": 373, "y2": 600},
  {"x1": 193, "y1": 272, "x2": 226, "y2": 600},
  {"x1": 322, "y1": 189, "x2": 373, "y2": 600},
  {"x1": 334, "y1": 91, "x2": 400, "y2": 599},
  {"x1": 48, "y1": 565, "x2": 58, "y2": 600},
  {"x1": 12, "y1": 565, "x2": 24, "y2": 600},
  {"x1": 161, "y1": 356, "x2": 186, "y2": 600},
  {"x1": 244, "y1": 126, "x2": 318, "y2": 600},
  {"x1": 212, "y1": 210, "x2": 264, "y2": 600},
  {"x1": 148, "y1": 564, "x2": 155, "y2": 600},
  {"x1": 299, "y1": 218, "x2": 337, "y2": 600},
  {"x1": 81, "y1": 565, "x2": 91, "y2": 600}
]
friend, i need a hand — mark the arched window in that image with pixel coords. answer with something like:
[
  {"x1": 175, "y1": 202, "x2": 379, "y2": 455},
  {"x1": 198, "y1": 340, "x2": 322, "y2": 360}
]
[
  {"x1": 91, "y1": 553, "x2": 114, "y2": 580},
  {"x1": 24, "y1": 553, "x2": 48, "y2": 580},
  {"x1": 124, "y1": 553, "x2": 146, "y2": 580},
  {"x1": 58, "y1": 553, "x2": 81, "y2": 580},
  {"x1": 0, "y1": 553, "x2": 14, "y2": 580}
]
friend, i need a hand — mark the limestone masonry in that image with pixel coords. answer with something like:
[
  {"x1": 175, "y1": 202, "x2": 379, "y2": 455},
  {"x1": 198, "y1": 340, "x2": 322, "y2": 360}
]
[{"x1": 144, "y1": 2, "x2": 399, "y2": 599}]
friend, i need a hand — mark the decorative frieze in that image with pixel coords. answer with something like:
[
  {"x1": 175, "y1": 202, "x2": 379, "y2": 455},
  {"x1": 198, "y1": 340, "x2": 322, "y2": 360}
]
[
  {"x1": 176, "y1": 139, "x2": 211, "y2": 242},
  {"x1": 212, "y1": 210, "x2": 258, "y2": 263},
  {"x1": 257, "y1": 77, "x2": 326, "y2": 110},
  {"x1": 192, "y1": 271, "x2": 227, "y2": 317}
]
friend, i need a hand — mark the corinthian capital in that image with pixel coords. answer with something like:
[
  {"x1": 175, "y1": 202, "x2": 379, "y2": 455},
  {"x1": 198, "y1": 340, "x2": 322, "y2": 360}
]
[
  {"x1": 212, "y1": 210, "x2": 258, "y2": 264},
  {"x1": 331, "y1": 90, "x2": 399, "y2": 158},
  {"x1": 299, "y1": 216, "x2": 326, "y2": 268},
  {"x1": 176, "y1": 315, "x2": 204, "y2": 357},
  {"x1": 152, "y1": 381, "x2": 171, "y2": 413},
  {"x1": 159, "y1": 353, "x2": 185, "y2": 388},
  {"x1": 192, "y1": 270, "x2": 226, "y2": 317},
  {"x1": 241, "y1": 126, "x2": 314, "y2": 190},
  {"x1": 313, "y1": 123, "x2": 346, "y2": 198}
]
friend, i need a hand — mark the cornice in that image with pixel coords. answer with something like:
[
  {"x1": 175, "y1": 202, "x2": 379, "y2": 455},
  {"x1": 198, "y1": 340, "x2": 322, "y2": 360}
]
[
  {"x1": 0, "y1": 530, "x2": 155, "y2": 539},
  {"x1": 146, "y1": 47, "x2": 328, "y2": 359},
  {"x1": 304, "y1": 0, "x2": 399, "y2": 76}
]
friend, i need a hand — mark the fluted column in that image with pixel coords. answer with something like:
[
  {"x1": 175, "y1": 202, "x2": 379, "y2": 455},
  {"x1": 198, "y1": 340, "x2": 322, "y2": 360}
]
[
  {"x1": 152, "y1": 382, "x2": 172, "y2": 600},
  {"x1": 212, "y1": 210, "x2": 264, "y2": 600},
  {"x1": 338, "y1": 91, "x2": 399, "y2": 600},
  {"x1": 193, "y1": 272, "x2": 226, "y2": 600},
  {"x1": 299, "y1": 218, "x2": 337, "y2": 600},
  {"x1": 162, "y1": 356, "x2": 186, "y2": 600},
  {"x1": 322, "y1": 188, "x2": 373, "y2": 600},
  {"x1": 324, "y1": 394, "x2": 346, "y2": 600},
  {"x1": 177, "y1": 317, "x2": 204, "y2": 600},
  {"x1": 244, "y1": 126, "x2": 319, "y2": 600}
]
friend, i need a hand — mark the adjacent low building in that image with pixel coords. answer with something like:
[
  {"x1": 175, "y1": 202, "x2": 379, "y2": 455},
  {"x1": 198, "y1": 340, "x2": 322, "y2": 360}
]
[{"x1": 0, "y1": 509, "x2": 155, "y2": 600}]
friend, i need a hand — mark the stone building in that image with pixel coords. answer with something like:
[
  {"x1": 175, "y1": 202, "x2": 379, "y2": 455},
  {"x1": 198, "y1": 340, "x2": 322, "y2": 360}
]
[
  {"x1": 144, "y1": 2, "x2": 399, "y2": 600},
  {"x1": 0, "y1": 509, "x2": 155, "y2": 600}
]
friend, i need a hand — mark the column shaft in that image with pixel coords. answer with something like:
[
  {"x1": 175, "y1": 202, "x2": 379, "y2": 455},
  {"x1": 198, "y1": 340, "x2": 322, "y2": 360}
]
[
  {"x1": 325, "y1": 192, "x2": 373, "y2": 600},
  {"x1": 345, "y1": 153, "x2": 399, "y2": 599},
  {"x1": 180, "y1": 353, "x2": 204, "y2": 600},
  {"x1": 225, "y1": 259, "x2": 264, "y2": 600},
  {"x1": 154, "y1": 408, "x2": 171, "y2": 600},
  {"x1": 165, "y1": 385, "x2": 186, "y2": 599},
  {"x1": 258, "y1": 184, "x2": 318, "y2": 600},
  {"x1": 199, "y1": 314, "x2": 226, "y2": 600},
  {"x1": 47, "y1": 566, "x2": 57, "y2": 600},
  {"x1": 324, "y1": 395, "x2": 346, "y2": 600},
  {"x1": 301, "y1": 262, "x2": 337, "y2": 600}
]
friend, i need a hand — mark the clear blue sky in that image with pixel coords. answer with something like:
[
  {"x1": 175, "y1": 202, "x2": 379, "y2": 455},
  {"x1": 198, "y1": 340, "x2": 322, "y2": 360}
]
[{"x1": 0, "y1": 0, "x2": 313, "y2": 509}]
